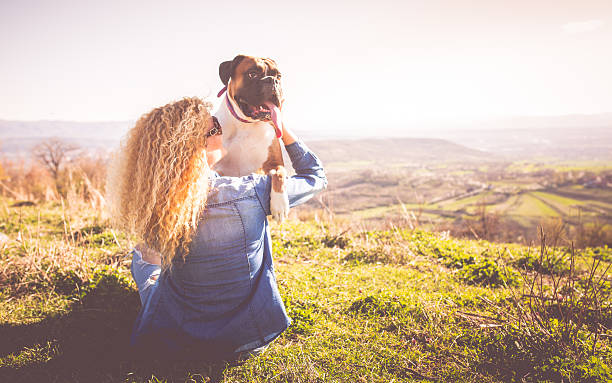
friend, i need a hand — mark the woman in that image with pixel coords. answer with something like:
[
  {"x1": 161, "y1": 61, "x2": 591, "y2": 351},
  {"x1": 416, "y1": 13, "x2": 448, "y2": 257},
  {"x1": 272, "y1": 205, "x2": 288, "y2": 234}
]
[{"x1": 107, "y1": 97, "x2": 327, "y2": 360}]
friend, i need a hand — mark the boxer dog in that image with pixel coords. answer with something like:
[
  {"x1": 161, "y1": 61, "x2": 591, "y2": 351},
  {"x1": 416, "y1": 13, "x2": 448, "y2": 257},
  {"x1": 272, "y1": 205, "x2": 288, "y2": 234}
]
[{"x1": 212, "y1": 55, "x2": 289, "y2": 221}]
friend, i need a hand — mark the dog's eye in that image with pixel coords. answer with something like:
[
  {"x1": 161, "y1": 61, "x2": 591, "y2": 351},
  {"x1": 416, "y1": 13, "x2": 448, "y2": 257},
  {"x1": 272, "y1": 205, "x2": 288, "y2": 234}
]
[
  {"x1": 276, "y1": 73, "x2": 282, "y2": 79},
  {"x1": 248, "y1": 71, "x2": 258, "y2": 79}
]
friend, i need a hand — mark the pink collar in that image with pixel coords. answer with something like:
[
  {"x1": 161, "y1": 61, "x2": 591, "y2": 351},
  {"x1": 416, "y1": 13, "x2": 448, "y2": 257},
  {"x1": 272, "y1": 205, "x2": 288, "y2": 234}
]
[
  {"x1": 218, "y1": 86, "x2": 253, "y2": 124},
  {"x1": 217, "y1": 86, "x2": 282, "y2": 138}
]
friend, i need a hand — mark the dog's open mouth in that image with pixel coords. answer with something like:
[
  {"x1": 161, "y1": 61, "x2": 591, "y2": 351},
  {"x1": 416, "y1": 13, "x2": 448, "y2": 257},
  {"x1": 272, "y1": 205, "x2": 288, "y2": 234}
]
[
  {"x1": 236, "y1": 97, "x2": 283, "y2": 138},
  {"x1": 237, "y1": 97, "x2": 278, "y2": 120}
]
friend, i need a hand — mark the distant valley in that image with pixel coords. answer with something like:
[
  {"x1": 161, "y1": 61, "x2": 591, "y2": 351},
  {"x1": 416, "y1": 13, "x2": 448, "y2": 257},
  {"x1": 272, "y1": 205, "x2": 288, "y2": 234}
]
[
  {"x1": 1, "y1": 115, "x2": 611, "y2": 162},
  {"x1": 0, "y1": 116, "x2": 610, "y2": 246}
]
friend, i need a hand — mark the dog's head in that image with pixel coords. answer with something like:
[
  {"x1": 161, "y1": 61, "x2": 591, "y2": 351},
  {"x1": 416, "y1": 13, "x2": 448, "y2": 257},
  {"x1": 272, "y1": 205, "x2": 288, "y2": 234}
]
[{"x1": 219, "y1": 55, "x2": 283, "y2": 124}]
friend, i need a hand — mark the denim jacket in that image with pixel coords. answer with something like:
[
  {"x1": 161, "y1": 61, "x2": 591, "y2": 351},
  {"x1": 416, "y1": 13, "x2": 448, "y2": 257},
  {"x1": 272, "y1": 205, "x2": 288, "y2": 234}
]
[{"x1": 130, "y1": 141, "x2": 327, "y2": 357}]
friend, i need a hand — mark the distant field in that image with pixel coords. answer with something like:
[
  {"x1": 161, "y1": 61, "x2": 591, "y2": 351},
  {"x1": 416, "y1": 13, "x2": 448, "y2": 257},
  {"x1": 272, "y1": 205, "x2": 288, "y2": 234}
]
[
  {"x1": 349, "y1": 188, "x2": 610, "y2": 220},
  {"x1": 325, "y1": 160, "x2": 375, "y2": 170},
  {"x1": 511, "y1": 193, "x2": 560, "y2": 217},
  {"x1": 437, "y1": 191, "x2": 493, "y2": 211},
  {"x1": 331, "y1": 161, "x2": 612, "y2": 244},
  {"x1": 507, "y1": 161, "x2": 612, "y2": 173}
]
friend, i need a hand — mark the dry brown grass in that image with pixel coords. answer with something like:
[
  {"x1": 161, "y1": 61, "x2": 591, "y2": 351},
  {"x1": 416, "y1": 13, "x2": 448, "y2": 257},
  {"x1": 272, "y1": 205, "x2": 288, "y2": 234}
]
[
  {"x1": 0, "y1": 158, "x2": 56, "y2": 201},
  {"x1": 0, "y1": 150, "x2": 108, "y2": 213},
  {"x1": 0, "y1": 239, "x2": 92, "y2": 297}
]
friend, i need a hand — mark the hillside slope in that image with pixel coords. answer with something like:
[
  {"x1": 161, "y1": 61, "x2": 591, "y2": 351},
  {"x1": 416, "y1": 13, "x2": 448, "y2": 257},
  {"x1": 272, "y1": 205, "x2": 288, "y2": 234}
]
[{"x1": 0, "y1": 199, "x2": 609, "y2": 382}]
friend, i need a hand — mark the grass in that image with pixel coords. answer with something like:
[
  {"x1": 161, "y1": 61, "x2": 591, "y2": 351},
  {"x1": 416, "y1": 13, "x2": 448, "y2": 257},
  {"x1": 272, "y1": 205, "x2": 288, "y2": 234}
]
[
  {"x1": 532, "y1": 191, "x2": 586, "y2": 209},
  {"x1": 350, "y1": 190, "x2": 572, "y2": 222},
  {"x1": 512, "y1": 193, "x2": 560, "y2": 218},
  {"x1": 0, "y1": 198, "x2": 610, "y2": 382},
  {"x1": 555, "y1": 185, "x2": 612, "y2": 203},
  {"x1": 325, "y1": 160, "x2": 375, "y2": 170},
  {"x1": 323, "y1": 157, "x2": 611, "y2": 247},
  {"x1": 506, "y1": 161, "x2": 612, "y2": 174},
  {"x1": 437, "y1": 191, "x2": 493, "y2": 211},
  {"x1": 531, "y1": 191, "x2": 612, "y2": 216},
  {"x1": 351, "y1": 203, "x2": 425, "y2": 219}
]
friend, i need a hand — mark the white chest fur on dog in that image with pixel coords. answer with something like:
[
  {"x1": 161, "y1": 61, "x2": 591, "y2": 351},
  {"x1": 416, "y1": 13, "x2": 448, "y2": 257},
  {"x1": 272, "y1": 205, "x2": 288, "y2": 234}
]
[{"x1": 212, "y1": 102, "x2": 277, "y2": 177}]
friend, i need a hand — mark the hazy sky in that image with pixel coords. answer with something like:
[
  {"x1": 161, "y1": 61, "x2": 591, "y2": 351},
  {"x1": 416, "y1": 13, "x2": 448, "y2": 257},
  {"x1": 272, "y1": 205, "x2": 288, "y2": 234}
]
[{"x1": 1, "y1": 0, "x2": 611, "y2": 133}]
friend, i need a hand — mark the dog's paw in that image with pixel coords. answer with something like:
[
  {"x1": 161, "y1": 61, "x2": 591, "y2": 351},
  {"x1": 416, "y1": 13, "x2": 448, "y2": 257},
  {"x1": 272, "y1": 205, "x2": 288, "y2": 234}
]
[{"x1": 270, "y1": 189, "x2": 290, "y2": 222}]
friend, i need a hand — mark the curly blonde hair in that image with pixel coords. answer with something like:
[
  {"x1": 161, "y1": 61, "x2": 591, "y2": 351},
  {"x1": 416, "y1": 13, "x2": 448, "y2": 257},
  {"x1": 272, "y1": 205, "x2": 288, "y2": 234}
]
[{"x1": 107, "y1": 97, "x2": 213, "y2": 268}]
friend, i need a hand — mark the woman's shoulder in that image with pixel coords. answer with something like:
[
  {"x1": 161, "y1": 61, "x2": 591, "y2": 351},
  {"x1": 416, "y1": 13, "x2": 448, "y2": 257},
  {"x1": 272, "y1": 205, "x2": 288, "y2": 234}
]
[{"x1": 206, "y1": 174, "x2": 267, "y2": 206}]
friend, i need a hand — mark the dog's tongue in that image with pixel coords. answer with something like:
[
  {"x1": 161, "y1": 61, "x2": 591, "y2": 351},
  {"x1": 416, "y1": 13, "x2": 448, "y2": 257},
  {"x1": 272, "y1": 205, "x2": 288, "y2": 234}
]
[{"x1": 264, "y1": 102, "x2": 282, "y2": 138}]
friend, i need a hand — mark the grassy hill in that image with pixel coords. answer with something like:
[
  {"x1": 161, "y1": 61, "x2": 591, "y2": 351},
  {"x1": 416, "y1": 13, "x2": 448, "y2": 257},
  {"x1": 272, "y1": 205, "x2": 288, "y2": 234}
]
[{"x1": 0, "y1": 199, "x2": 610, "y2": 382}]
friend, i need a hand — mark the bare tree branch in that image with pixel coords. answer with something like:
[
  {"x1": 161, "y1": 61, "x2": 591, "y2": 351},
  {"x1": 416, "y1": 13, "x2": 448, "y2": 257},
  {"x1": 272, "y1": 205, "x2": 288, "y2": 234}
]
[{"x1": 32, "y1": 138, "x2": 79, "y2": 181}]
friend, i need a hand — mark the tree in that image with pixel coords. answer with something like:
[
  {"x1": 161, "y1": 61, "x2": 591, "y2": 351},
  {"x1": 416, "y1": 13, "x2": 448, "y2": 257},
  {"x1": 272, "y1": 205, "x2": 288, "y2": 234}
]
[{"x1": 32, "y1": 138, "x2": 79, "y2": 193}]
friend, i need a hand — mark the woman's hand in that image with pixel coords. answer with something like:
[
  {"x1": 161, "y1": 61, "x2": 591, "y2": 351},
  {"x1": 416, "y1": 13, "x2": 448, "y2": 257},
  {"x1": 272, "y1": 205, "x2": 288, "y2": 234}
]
[
  {"x1": 280, "y1": 122, "x2": 297, "y2": 146},
  {"x1": 277, "y1": 101, "x2": 297, "y2": 146},
  {"x1": 135, "y1": 243, "x2": 162, "y2": 266}
]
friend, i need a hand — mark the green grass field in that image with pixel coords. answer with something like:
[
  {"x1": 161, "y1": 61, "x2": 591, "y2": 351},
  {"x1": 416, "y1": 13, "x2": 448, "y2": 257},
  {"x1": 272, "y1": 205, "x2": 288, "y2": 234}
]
[
  {"x1": 511, "y1": 193, "x2": 560, "y2": 217},
  {"x1": 345, "y1": 181, "x2": 612, "y2": 245},
  {"x1": 505, "y1": 162, "x2": 612, "y2": 174},
  {"x1": 324, "y1": 159, "x2": 612, "y2": 245},
  {"x1": 0, "y1": 199, "x2": 610, "y2": 382}
]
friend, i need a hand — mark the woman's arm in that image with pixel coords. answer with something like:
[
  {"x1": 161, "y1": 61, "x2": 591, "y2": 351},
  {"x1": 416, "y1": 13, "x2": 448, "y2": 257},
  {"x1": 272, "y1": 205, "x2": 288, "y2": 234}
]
[
  {"x1": 282, "y1": 125, "x2": 327, "y2": 208},
  {"x1": 279, "y1": 123, "x2": 297, "y2": 146},
  {"x1": 255, "y1": 124, "x2": 327, "y2": 214}
]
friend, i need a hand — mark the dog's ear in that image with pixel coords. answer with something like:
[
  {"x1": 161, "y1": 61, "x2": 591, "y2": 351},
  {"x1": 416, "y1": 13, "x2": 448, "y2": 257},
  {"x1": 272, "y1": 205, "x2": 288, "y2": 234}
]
[{"x1": 219, "y1": 55, "x2": 246, "y2": 85}]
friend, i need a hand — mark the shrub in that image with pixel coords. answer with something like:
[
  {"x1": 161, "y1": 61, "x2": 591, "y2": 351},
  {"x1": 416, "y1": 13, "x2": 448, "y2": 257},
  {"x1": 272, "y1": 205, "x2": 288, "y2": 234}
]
[
  {"x1": 344, "y1": 246, "x2": 412, "y2": 265},
  {"x1": 583, "y1": 246, "x2": 611, "y2": 263},
  {"x1": 457, "y1": 259, "x2": 519, "y2": 287},
  {"x1": 282, "y1": 235, "x2": 321, "y2": 250},
  {"x1": 50, "y1": 269, "x2": 86, "y2": 295},
  {"x1": 321, "y1": 233, "x2": 351, "y2": 249},
  {"x1": 409, "y1": 230, "x2": 480, "y2": 269},
  {"x1": 348, "y1": 295, "x2": 410, "y2": 317},
  {"x1": 282, "y1": 296, "x2": 318, "y2": 336},
  {"x1": 83, "y1": 232, "x2": 117, "y2": 247},
  {"x1": 471, "y1": 234, "x2": 612, "y2": 382},
  {"x1": 73, "y1": 224, "x2": 106, "y2": 239},
  {"x1": 78, "y1": 267, "x2": 137, "y2": 312},
  {"x1": 515, "y1": 248, "x2": 569, "y2": 275},
  {"x1": 459, "y1": 322, "x2": 611, "y2": 382},
  {"x1": 408, "y1": 230, "x2": 518, "y2": 287}
]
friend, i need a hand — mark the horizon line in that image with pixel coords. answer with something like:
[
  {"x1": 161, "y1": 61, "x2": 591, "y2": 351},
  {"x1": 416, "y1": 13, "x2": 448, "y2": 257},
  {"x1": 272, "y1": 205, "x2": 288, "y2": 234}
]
[{"x1": 2, "y1": 111, "x2": 612, "y2": 125}]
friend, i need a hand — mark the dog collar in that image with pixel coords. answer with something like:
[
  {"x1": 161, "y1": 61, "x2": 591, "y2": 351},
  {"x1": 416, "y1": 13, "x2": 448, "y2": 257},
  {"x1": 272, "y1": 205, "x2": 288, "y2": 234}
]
[
  {"x1": 218, "y1": 85, "x2": 282, "y2": 138},
  {"x1": 225, "y1": 94, "x2": 253, "y2": 124},
  {"x1": 217, "y1": 84, "x2": 253, "y2": 124}
]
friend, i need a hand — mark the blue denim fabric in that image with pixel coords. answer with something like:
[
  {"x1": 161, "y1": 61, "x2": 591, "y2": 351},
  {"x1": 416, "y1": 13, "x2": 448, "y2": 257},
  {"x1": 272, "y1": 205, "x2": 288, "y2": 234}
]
[
  {"x1": 130, "y1": 249, "x2": 160, "y2": 306},
  {"x1": 130, "y1": 141, "x2": 327, "y2": 358}
]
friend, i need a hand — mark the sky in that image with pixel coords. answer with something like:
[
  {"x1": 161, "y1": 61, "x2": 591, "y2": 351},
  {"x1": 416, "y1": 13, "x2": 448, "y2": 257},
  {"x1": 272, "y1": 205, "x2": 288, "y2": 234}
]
[{"x1": 1, "y1": 0, "x2": 612, "y2": 134}]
